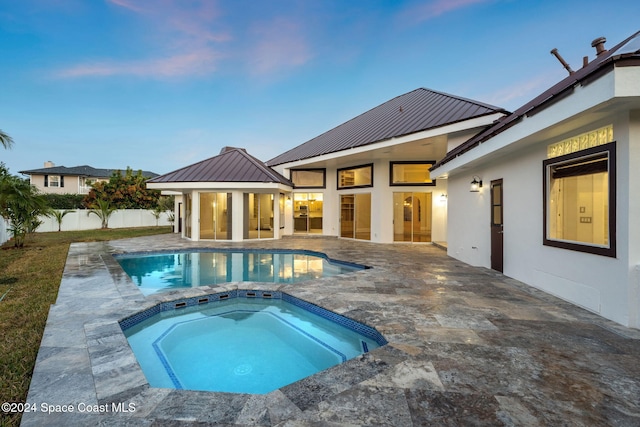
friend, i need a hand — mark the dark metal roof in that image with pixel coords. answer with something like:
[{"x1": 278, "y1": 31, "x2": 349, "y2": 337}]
[
  {"x1": 149, "y1": 147, "x2": 293, "y2": 185},
  {"x1": 19, "y1": 165, "x2": 158, "y2": 179},
  {"x1": 266, "y1": 88, "x2": 507, "y2": 166},
  {"x1": 432, "y1": 30, "x2": 640, "y2": 170}
]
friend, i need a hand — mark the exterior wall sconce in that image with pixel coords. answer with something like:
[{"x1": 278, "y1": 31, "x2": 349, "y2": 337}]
[
  {"x1": 470, "y1": 176, "x2": 483, "y2": 192},
  {"x1": 439, "y1": 193, "x2": 448, "y2": 203}
]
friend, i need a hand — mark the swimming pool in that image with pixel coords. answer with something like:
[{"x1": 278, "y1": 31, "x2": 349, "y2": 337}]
[
  {"x1": 121, "y1": 291, "x2": 386, "y2": 394},
  {"x1": 115, "y1": 249, "x2": 367, "y2": 295}
]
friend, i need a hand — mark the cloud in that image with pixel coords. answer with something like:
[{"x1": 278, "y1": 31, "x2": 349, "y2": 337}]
[
  {"x1": 398, "y1": 0, "x2": 493, "y2": 24},
  {"x1": 57, "y1": 0, "x2": 227, "y2": 79},
  {"x1": 480, "y1": 71, "x2": 560, "y2": 109},
  {"x1": 248, "y1": 18, "x2": 313, "y2": 76},
  {"x1": 57, "y1": 48, "x2": 219, "y2": 78}
]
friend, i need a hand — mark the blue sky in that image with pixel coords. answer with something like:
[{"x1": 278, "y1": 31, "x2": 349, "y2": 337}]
[{"x1": 1, "y1": 0, "x2": 638, "y2": 176}]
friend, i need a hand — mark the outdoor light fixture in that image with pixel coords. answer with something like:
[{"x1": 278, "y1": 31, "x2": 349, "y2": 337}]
[
  {"x1": 440, "y1": 193, "x2": 447, "y2": 202},
  {"x1": 470, "y1": 176, "x2": 483, "y2": 192}
]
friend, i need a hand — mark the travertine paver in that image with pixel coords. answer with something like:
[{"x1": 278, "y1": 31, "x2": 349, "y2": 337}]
[{"x1": 20, "y1": 235, "x2": 640, "y2": 426}]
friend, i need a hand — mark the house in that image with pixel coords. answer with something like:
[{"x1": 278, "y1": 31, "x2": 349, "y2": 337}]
[
  {"x1": 147, "y1": 88, "x2": 507, "y2": 243},
  {"x1": 148, "y1": 31, "x2": 640, "y2": 329},
  {"x1": 429, "y1": 31, "x2": 640, "y2": 328},
  {"x1": 20, "y1": 161, "x2": 159, "y2": 195}
]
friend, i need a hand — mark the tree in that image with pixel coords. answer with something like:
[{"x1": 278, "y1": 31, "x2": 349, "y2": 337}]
[
  {"x1": 82, "y1": 167, "x2": 160, "y2": 209},
  {"x1": 49, "y1": 209, "x2": 74, "y2": 231},
  {"x1": 0, "y1": 129, "x2": 14, "y2": 149},
  {"x1": 0, "y1": 164, "x2": 49, "y2": 247},
  {"x1": 87, "y1": 198, "x2": 117, "y2": 229}
]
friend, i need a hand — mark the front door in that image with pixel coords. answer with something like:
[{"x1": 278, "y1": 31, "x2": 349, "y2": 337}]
[{"x1": 490, "y1": 179, "x2": 504, "y2": 272}]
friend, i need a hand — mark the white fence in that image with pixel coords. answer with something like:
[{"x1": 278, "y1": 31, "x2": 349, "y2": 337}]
[{"x1": 37, "y1": 209, "x2": 173, "y2": 233}]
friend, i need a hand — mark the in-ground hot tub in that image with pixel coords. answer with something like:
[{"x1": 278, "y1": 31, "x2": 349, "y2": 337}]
[{"x1": 120, "y1": 290, "x2": 387, "y2": 394}]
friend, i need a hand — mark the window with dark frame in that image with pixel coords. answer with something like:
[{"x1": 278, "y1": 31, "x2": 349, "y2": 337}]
[
  {"x1": 390, "y1": 161, "x2": 435, "y2": 186},
  {"x1": 290, "y1": 169, "x2": 326, "y2": 188},
  {"x1": 337, "y1": 164, "x2": 373, "y2": 189},
  {"x1": 543, "y1": 142, "x2": 616, "y2": 257}
]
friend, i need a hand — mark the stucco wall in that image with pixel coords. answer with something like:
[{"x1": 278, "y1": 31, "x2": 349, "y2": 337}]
[{"x1": 446, "y1": 117, "x2": 634, "y2": 327}]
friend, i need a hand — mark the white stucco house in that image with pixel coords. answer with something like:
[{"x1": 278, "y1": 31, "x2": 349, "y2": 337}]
[
  {"x1": 148, "y1": 88, "x2": 506, "y2": 244},
  {"x1": 148, "y1": 31, "x2": 640, "y2": 328},
  {"x1": 430, "y1": 31, "x2": 640, "y2": 328}
]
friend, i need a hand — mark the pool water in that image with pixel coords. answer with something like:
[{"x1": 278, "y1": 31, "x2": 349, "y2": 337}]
[
  {"x1": 123, "y1": 296, "x2": 385, "y2": 394},
  {"x1": 115, "y1": 250, "x2": 365, "y2": 295}
]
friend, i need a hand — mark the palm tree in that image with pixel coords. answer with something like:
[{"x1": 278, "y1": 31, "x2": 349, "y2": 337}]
[
  {"x1": 87, "y1": 199, "x2": 117, "y2": 229},
  {"x1": 0, "y1": 129, "x2": 14, "y2": 149},
  {"x1": 49, "y1": 209, "x2": 74, "y2": 231}
]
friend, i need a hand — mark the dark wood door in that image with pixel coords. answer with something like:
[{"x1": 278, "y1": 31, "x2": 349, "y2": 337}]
[{"x1": 490, "y1": 180, "x2": 504, "y2": 272}]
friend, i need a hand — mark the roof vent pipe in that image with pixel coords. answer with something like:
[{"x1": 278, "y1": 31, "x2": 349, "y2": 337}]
[
  {"x1": 591, "y1": 37, "x2": 607, "y2": 56},
  {"x1": 550, "y1": 48, "x2": 574, "y2": 75}
]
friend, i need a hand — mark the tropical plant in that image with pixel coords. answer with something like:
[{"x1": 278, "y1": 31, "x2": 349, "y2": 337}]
[
  {"x1": 86, "y1": 199, "x2": 117, "y2": 229},
  {"x1": 49, "y1": 209, "x2": 74, "y2": 232},
  {"x1": 150, "y1": 195, "x2": 174, "y2": 226},
  {"x1": 82, "y1": 167, "x2": 160, "y2": 209},
  {"x1": 0, "y1": 129, "x2": 14, "y2": 149},
  {"x1": 0, "y1": 164, "x2": 49, "y2": 247}
]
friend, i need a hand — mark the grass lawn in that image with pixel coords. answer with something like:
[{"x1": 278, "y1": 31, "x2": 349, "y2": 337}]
[{"x1": 0, "y1": 227, "x2": 171, "y2": 427}]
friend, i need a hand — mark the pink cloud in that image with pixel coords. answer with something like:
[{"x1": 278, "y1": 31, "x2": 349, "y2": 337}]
[
  {"x1": 248, "y1": 18, "x2": 313, "y2": 76},
  {"x1": 399, "y1": 0, "x2": 492, "y2": 24},
  {"x1": 58, "y1": 0, "x2": 227, "y2": 79},
  {"x1": 58, "y1": 49, "x2": 218, "y2": 78}
]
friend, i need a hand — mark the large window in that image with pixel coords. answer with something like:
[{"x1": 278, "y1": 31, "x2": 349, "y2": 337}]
[
  {"x1": 337, "y1": 164, "x2": 373, "y2": 189},
  {"x1": 390, "y1": 162, "x2": 435, "y2": 186},
  {"x1": 291, "y1": 169, "x2": 325, "y2": 188},
  {"x1": 543, "y1": 142, "x2": 616, "y2": 257}
]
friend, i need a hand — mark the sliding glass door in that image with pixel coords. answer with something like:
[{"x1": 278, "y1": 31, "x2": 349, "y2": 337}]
[
  {"x1": 244, "y1": 193, "x2": 274, "y2": 239},
  {"x1": 293, "y1": 193, "x2": 323, "y2": 234},
  {"x1": 200, "y1": 192, "x2": 232, "y2": 240},
  {"x1": 393, "y1": 192, "x2": 431, "y2": 242},
  {"x1": 340, "y1": 193, "x2": 371, "y2": 240}
]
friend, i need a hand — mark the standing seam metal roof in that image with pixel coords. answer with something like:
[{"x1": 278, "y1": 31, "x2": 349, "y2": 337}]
[
  {"x1": 432, "y1": 30, "x2": 640, "y2": 170},
  {"x1": 266, "y1": 88, "x2": 507, "y2": 166},
  {"x1": 148, "y1": 147, "x2": 293, "y2": 185}
]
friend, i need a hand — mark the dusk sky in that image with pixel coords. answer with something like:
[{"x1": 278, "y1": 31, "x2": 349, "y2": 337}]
[{"x1": 1, "y1": 0, "x2": 638, "y2": 176}]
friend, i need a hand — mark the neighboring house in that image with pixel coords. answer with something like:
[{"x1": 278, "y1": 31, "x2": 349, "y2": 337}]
[
  {"x1": 20, "y1": 161, "x2": 159, "y2": 195},
  {"x1": 147, "y1": 31, "x2": 640, "y2": 328},
  {"x1": 148, "y1": 88, "x2": 507, "y2": 243},
  {"x1": 430, "y1": 31, "x2": 640, "y2": 328}
]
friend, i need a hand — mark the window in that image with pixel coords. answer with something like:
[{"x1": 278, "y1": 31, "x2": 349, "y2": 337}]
[
  {"x1": 291, "y1": 169, "x2": 325, "y2": 188},
  {"x1": 45, "y1": 175, "x2": 63, "y2": 187},
  {"x1": 337, "y1": 164, "x2": 373, "y2": 189},
  {"x1": 390, "y1": 162, "x2": 435, "y2": 186},
  {"x1": 543, "y1": 142, "x2": 616, "y2": 257}
]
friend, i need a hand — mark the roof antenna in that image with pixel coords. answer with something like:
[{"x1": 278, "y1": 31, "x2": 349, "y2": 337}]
[{"x1": 550, "y1": 48, "x2": 574, "y2": 75}]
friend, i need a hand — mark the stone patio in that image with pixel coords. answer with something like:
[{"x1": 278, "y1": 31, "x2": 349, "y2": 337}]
[{"x1": 21, "y1": 234, "x2": 640, "y2": 426}]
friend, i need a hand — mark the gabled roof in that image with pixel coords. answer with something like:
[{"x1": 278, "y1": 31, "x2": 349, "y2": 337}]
[
  {"x1": 266, "y1": 88, "x2": 507, "y2": 166},
  {"x1": 432, "y1": 30, "x2": 640, "y2": 170},
  {"x1": 149, "y1": 147, "x2": 293, "y2": 186},
  {"x1": 19, "y1": 165, "x2": 158, "y2": 179}
]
